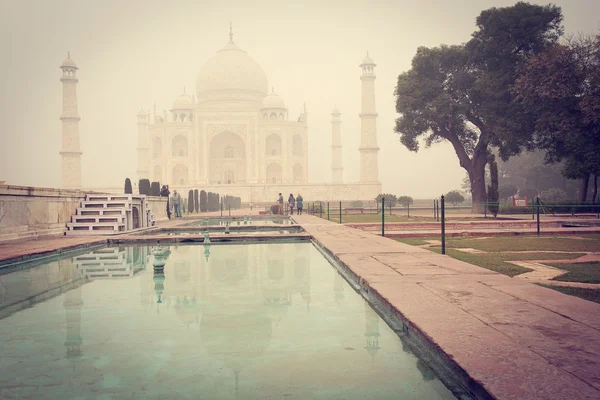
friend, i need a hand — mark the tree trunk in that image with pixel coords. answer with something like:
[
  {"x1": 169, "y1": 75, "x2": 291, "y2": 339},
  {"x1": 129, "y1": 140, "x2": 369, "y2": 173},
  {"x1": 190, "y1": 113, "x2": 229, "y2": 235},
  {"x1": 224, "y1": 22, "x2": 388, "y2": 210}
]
[
  {"x1": 593, "y1": 174, "x2": 598, "y2": 203},
  {"x1": 579, "y1": 173, "x2": 590, "y2": 203},
  {"x1": 468, "y1": 153, "x2": 488, "y2": 213}
]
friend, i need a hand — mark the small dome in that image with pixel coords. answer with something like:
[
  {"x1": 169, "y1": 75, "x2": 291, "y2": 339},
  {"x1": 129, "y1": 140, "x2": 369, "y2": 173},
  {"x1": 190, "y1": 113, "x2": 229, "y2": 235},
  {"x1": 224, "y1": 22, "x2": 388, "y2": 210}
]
[
  {"x1": 137, "y1": 107, "x2": 146, "y2": 117},
  {"x1": 61, "y1": 53, "x2": 77, "y2": 68},
  {"x1": 361, "y1": 52, "x2": 375, "y2": 66},
  {"x1": 331, "y1": 106, "x2": 340, "y2": 115},
  {"x1": 262, "y1": 89, "x2": 286, "y2": 109},
  {"x1": 172, "y1": 93, "x2": 194, "y2": 110}
]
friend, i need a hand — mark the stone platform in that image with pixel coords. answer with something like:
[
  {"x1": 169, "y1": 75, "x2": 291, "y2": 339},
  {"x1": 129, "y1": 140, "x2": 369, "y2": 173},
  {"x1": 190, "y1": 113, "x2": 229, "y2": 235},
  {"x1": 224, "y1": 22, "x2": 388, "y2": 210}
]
[{"x1": 293, "y1": 214, "x2": 600, "y2": 400}]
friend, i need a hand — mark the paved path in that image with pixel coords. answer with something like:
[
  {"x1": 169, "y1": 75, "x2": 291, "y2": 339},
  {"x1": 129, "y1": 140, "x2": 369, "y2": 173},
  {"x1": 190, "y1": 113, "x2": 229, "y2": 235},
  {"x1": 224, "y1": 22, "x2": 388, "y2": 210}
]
[{"x1": 293, "y1": 214, "x2": 600, "y2": 400}]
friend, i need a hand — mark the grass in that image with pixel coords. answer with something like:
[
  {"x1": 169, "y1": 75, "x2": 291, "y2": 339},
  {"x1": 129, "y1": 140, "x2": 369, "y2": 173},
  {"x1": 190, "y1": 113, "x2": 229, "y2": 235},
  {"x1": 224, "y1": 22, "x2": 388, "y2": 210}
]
[
  {"x1": 547, "y1": 262, "x2": 600, "y2": 284},
  {"x1": 316, "y1": 214, "x2": 431, "y2": 223},
  {"x1": 427, "y1": 248, "x2": 585, "y2": 277},
  {"x1": 394, "y1": 238, "x2": 439, "y2": 246},
  {"x1": 430, "y1": 235, "x2": 600, "y2": 253},
  {"x1": 537, "y1": 284, "x2": 600, "y2": 304}
]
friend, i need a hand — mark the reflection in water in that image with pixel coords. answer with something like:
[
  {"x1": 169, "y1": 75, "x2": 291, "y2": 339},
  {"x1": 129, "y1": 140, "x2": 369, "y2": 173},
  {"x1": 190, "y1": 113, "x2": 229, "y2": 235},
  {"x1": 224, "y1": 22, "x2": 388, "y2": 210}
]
[{"x1": 0, "y1": 243, "x2": 455, "y2": 399}]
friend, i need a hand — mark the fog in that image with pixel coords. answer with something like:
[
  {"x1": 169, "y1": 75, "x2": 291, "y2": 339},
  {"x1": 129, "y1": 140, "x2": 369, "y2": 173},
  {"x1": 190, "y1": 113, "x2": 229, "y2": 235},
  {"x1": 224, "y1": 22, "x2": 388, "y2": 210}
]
[{"x1": 1, "y1": 0, "x2": 598, "y2": 198}]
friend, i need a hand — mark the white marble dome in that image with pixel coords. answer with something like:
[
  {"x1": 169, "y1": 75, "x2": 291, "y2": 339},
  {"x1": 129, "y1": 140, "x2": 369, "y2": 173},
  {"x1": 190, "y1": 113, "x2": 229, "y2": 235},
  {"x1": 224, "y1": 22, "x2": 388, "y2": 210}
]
[
  {"x1": 196, "y1": 42, "x2": 268, "y2": 98},
  {"x1": 172, "y1": 93, "x2": 194, "y2": 110},
  {"x1": 262, "y1": 90, "x2": 285, "y2": 109}
]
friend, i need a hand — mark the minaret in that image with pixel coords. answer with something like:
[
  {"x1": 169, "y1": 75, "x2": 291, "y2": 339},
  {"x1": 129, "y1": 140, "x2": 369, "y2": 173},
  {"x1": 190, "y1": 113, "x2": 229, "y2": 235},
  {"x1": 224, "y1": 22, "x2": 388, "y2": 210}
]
[
  {"x1": 60, "y1": 52, "x2": 82, "y2": 189},
  {"x1": 358, "y1": 52, "x2": 380, "y2": 183},
  {"x1": 331, "y1": 107, "x2": 343, "y2": 183},
  {"x1": 364, "y1": 302, "x2": 381, "y2": 361},
  {"x1": 136, "y1": 108, "x2": 150, "y2": 181}
]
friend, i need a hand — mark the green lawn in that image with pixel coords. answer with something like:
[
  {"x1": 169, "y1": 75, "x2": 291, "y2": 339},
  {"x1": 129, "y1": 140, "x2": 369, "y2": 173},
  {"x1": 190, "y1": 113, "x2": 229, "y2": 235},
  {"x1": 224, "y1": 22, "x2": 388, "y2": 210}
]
[
  {"x1": 394, "y1": 237, "x2": 439, "y2": 246},
  {"x1": 427, "y1": 248, "x2": 585, "y2": 277},
  {"x1": 537, "y1": 284, "x2": 600, "y2": 304},
  {"x1": 317, "y1": 214, "x2": 431, "y2": 223},
  {"x1": 429, "y1": 235, "x2": 600, "y2": 252},
  {"x1": 547, "y1": 262, "x2": 600, "y2": 284}
]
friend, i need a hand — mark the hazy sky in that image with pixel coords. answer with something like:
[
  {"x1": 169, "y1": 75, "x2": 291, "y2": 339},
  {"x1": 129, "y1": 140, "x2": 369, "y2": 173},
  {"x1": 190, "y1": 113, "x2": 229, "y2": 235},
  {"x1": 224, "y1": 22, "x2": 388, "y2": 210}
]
[{"x1": 1, "y1": 0, "x2": 599, "y2": 198}]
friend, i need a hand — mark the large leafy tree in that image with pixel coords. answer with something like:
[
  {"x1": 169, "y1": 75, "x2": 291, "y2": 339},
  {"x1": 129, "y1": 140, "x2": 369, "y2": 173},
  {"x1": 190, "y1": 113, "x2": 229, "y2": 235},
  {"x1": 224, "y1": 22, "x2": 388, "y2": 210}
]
[
  {"x1": 513, "y1": 35, "x2": 600, "y2": 202},
  {"x1": 394, "y1": 2, "x2": 563, "y2": 211}
]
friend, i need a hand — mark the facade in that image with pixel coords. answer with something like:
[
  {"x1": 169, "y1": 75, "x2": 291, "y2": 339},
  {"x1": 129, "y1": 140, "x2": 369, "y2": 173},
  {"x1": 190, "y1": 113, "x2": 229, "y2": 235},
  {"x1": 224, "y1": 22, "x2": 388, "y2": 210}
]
[{"x1": 135, "y1": 29, "x2": 381, "y2": 202}]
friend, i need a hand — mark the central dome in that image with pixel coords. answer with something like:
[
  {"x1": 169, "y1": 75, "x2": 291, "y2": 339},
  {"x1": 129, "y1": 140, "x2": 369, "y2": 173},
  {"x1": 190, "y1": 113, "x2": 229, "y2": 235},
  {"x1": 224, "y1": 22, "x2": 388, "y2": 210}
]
[{"x1": 196, "y1": 41, "x2": 268, "y2": 101}]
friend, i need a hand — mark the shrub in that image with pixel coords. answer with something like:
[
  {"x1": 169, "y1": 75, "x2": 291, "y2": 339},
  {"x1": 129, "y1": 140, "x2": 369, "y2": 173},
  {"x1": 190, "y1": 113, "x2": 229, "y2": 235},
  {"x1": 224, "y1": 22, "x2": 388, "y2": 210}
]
[
  {"x1": 194, "y1": 189, "x2": 199, "y2": 213},
  {"x1": 397, "y1": 195, "x2": 413, "y2": 207},
  {"x1": 499, "y1": 184, "x2": 518, "y2": 202},
  {"x1": 488, "y1": 159, "x2": 499, "y2": 217},
  {"x1": 150, "y1": 181, "x2": 161, "y2": 196},
  {"x1": 138, "y1": 179, "x2": 151, "y2": 195},
  {"x1": 540, "y1": 187, "x2": 569, "y2": 203},
  {"x1": 375, "y1": 193, "x2": 397, "y2": 207},
  {"x1": 351, "y1": 200, "x2": 363, "y2": 207},
  {"x1": 200, "y1": 190, "x2": 207, "y2": 212},
  {"x1": 445, "y1": 190, "x2": 465, "y2": 207},
  {"x1": 188, "y1": 190, "x2": 193, "y2": 214},
  {"x1": 124, "y1": 178, "x2": 132, "y2": 194}
]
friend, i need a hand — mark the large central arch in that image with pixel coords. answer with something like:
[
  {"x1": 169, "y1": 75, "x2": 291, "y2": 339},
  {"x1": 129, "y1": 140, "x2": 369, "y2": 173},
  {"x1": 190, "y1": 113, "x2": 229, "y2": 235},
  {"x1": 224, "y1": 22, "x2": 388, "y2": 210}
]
[{"x1": 209, "y1": 131, "x2": 246, "y2": 184}]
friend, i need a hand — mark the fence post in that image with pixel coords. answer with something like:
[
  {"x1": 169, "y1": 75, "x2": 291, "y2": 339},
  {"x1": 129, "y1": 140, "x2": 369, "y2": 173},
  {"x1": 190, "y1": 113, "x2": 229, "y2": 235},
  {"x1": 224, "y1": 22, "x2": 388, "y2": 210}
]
[
  {"x1": 407, "y1": 203, "x2": 410, "y2": 218},
  {"x1": 536, "y1": 197, "x2": 540, "y2": 236},
  {"x1": 433, "y1": 200, "x2": 436, "y2": 219},
  {"x1": 220, "y1": 199, "x2": 223, "y2": 217},
  {"x1": 320, "y1": 202, "x2": 323, "y2": 218},
  {"x1": 531, "y1": 198, "x2": 535, "y2": 220},
  {"x1": 389, "y1": 203, "x2": 392, "y2": 216},
  {"x1": 228, "y1": 204, "x2": 230, "y2": 217},
  {"x1": 441, "y1": 195, "x2": 446, "y2": 255},
  {"x1": 382, "y1": 197, "x2": 385, "y2": 237},
  {"x1": 339, "y1": 201, "x2": 342, "y2": 224},
  {"x1": 597, "y1": 198, "x2": 600, "y2": 219},
  {"x1": 328, "y1": 202, "x2": 330, "y2": 221},
  {"x1": 484, "y1": 202, "x2": 487, "y2": 218}
]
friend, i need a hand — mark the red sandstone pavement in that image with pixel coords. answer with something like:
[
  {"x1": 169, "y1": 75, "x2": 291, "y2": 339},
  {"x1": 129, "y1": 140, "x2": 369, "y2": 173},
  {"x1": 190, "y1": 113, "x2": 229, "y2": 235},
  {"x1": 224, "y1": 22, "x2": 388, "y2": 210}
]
[{"x1": 293, "y1": 214, "x2": 600, "y2": 400}]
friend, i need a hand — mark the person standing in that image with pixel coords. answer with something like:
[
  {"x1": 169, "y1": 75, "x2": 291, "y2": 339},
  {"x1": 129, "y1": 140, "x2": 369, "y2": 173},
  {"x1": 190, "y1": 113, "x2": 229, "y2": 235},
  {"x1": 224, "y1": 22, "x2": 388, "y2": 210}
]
[
  {"x1": 288, "y1": 193, "x2": 296, "y2": 215},
  {"x1": 172, "y1": 189, "x2": 182, "y2": 218},
  {"x1": 160, "y1": 185, "x2": 171, "y2": 220},
  {"x1": 296, "y1": 193, "x2": 303, "y2": 215},
  {"x1": 278, "y1": 193, "x2": 284, "y2": 215}
]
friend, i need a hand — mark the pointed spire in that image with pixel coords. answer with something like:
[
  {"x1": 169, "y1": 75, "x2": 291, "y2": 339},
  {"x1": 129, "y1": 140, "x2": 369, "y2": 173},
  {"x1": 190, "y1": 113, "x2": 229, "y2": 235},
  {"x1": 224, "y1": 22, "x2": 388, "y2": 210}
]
[
  {"x1": 68, "y1": 51, "x2": 71, "y2": 58},
  {"x1": 229, "y1": 21, "x2": 234, "y2": 43},
  {"x1": 272, "y1": 86, "x2": 274, "y2": 94},
  {"x1": 183, "y1": 85, "x2": 186, "y2": 94}
]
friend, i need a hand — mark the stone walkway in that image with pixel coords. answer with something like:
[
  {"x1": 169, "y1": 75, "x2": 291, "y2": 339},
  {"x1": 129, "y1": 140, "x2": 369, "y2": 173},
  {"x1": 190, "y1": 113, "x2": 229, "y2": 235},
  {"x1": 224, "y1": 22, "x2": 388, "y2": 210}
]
[{"x1": 293, "y1": 214, "x2": 600, "y2": 400}]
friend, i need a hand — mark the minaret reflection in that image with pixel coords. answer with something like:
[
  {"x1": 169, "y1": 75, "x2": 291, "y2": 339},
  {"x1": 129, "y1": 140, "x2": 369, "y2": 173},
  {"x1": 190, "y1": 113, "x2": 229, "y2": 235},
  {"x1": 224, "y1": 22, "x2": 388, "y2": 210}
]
[
  {"x1": 152, "y1": 246, "x2": 171, "y2": 314},
  {"x1": 291, "y1": 243, "x2": 311, "y2": 311},
  {"x1": 364, "y1": 303, "x2": 380, "y2": 362},
  {"x1": 63, "y1": 286, "x2": 84, "y2": 358}
]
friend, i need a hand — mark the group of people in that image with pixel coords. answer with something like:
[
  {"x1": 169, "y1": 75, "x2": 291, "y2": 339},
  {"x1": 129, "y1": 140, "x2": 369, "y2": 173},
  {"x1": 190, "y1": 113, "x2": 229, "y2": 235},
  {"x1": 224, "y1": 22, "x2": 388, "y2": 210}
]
[
  {"x1": 278, "y1": 193, "x2": 303, "y2": 215},
  {"x1": 160, "y1": 185, "x2": 182, "y2": 220}
]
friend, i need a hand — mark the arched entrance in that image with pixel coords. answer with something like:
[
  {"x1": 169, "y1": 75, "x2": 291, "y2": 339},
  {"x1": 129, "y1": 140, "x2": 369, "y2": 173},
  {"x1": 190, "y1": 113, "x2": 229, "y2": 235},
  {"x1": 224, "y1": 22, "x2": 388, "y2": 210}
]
[
  {"x1": 172, "y1": 164, "x2": 189, "y2": 185},
  {"x1": 266, "y1": 163, "x2": 282, "y2": 184},
  {"x1": 132, "y1": 207, "x2": 140, "y2": 229},
  {"x1": 209, "y1": 132, "x2": 246, "y2": 184}
]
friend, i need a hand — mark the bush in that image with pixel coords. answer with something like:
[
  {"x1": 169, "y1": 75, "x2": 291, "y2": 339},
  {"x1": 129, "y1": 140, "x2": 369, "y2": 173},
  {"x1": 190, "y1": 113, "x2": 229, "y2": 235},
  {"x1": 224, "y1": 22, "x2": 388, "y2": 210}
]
[
  {"x1": 124, "y1": 178, "x2": 132, "y2": 194},
  {"x1": 397, "y1": 195, "x2": 414, "y2": 207},
  {"x1": 188, "y1": 190, "x2": 193, "y2": 214},
  {"x1": 445, "y1": 190, "x2": 465, "y2": 206},
  {"x1": 150, "y1": 181, "x2": 161, "y2": 196},
  {"x1": 200, "y1": 190, "x2": 207, "y2": 212},
  {"x1": 351, "y1": 200, "x2": 363, "y2": 207},
  {"x1": 540, "y1": 187, "x2": 569, "y2": 203},
  {"x1": 375, "y1": 193, "x2": 397, "y2": 207},
  {"x1": 194, "y1": 189, "x2": 199, "y2": 213},
  {"x1": 499, "y1": 184, "x2": 518, "y2": 202},
  {"x1": 138, "y1": 179, "x2": 151, "y2": 195}
]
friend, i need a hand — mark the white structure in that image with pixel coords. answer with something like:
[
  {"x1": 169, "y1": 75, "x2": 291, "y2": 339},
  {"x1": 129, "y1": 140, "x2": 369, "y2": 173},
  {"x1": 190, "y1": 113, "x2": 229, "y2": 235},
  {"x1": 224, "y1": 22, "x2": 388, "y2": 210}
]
[
  {"x1": 60, "y1": 53, "x2": 82, "y2": 189},
  {"x1": 135, "y1": 27, "x2": 381, "y2": 201},
  {"x1": 359, "y1": 52, "x2": 380, "y2": 183},
  {"x1": 331, "y1": 107, "x2": 343, "y2": 184}
]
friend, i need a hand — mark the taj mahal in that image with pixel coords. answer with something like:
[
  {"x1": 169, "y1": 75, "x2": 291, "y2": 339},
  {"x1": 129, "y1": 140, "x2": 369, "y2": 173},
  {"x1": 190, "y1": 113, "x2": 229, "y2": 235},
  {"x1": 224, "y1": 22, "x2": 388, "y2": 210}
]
[{"x1": 59, "y1": 26, "x2": 382, "y2": 202}]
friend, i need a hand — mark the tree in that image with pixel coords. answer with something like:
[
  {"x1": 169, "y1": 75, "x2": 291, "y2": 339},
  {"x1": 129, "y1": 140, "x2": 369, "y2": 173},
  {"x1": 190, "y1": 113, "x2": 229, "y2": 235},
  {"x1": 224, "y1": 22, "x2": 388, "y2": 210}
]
[
  {"x1": 194, "y1": 189, "x2": 199, "y2": 213},
  {"x1": 499, "y1": 184, "x2": 518, "y2": 203},
  {"x1": 488, "y1": 157, "x2": 499, "y2": 217},
  {"x1": 513, "y1": 35, "x2": 600, "y2": 202},
  {"x1": 124, "y1": 178, "x2": 132, "y2": 194},
  {"x1": 200, "y1": 190, "x2": 207, "y2": 212},
  {"x1": 397, "y1": 196, "x2": 414, "y2": 207},
  {"x1": 445, "y1": 190, "x2": 465, "y2": 207},
  {"x1": 540, "y1": 187, "x2": 568, "y2": 202},
  {"x1": 394, "y1": 2, "x2": 563, "y2": 212},
  {"x1": 150, "y1": 181, "x2": 161, "y2": 196},
  {"x1": 188, "y1": 190, "x2": 193, "y2": 214},
  {"x1": 375, "y1": 194, "x2": 397, "y2": 207},
  {"x1": 138, "y1": 179, "x2": 151, "y2": 195}
]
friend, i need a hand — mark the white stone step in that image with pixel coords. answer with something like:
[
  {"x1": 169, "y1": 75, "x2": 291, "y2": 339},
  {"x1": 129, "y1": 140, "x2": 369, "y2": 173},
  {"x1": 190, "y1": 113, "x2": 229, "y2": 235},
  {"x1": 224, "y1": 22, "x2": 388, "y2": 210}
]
[
  {"x1": 66, "y1": 222, "x2": 125, "y2": 232},
  {"x1": 86, "y1": 194, "x2": 137, "y2": 202},
  {"x1": 72, "y1": 215, "x2": 126, "y2": 224},
  {"x1": 81, "y1": 201, "x2": 131, "y2": 209},
  {"x1": 76, "y1": 208, "x2": 126, "y2": 216}
]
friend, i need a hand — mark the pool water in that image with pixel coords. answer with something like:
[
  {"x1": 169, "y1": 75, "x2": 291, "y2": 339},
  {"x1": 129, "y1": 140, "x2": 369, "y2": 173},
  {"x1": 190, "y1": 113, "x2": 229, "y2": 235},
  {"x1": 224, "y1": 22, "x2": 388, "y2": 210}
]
[
  {"x1": 185, "y1": 217, "x2": 293, "y2": 227},
  {"x1": 0, "y1": 243, "x2": 456, "y2": 400},
  {"x1": 140, "y1": 226, "x2": 305, "y2": 236}
]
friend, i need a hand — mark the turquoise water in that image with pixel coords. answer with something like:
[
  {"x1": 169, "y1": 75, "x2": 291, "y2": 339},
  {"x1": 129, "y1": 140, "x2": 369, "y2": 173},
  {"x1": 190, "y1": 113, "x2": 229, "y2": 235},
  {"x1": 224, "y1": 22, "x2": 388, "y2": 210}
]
[{"x1": 0, "y1": 243, "x2": 456, "y2": 399}]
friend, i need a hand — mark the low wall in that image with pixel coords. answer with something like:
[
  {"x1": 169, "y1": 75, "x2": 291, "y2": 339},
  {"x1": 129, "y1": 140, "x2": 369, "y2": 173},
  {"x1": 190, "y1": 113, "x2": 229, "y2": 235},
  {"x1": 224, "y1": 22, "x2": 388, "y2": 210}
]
[
  {"x1": 0, "y1": 185, "x2": 89, "y2": 242},
  {"x1": 146, "y1": 196, "x2": 168, "y2": 221}
]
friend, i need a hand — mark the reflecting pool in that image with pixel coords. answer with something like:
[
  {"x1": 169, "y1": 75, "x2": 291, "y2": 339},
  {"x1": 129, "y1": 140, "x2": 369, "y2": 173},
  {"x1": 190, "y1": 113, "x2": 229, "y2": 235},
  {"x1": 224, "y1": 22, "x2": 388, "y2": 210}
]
[
  {"x1": 184, "y1": 216, "x2": 293, "y2": 227},
  {"x1": 0, "y1": 243, "x2": 456, "y2": 399}
]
